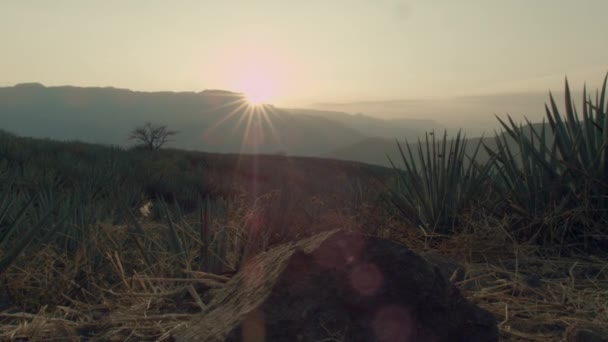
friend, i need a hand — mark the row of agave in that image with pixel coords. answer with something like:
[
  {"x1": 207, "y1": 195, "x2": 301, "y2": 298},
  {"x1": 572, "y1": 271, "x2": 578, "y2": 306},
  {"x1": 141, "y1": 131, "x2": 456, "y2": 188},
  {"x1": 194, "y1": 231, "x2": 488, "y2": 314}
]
[
  {"x1": 0, "y1": 125, "x2": 301, "y2": 302},
  {"x1": 0, "y1": 135, "x2": 234, "y2": 308},
  {"x1": 388, "y1": 73, "x2": 608, "y2": 252},
  {"x1": 0, "y1": 143, "x2": 142, "y2": 277}
]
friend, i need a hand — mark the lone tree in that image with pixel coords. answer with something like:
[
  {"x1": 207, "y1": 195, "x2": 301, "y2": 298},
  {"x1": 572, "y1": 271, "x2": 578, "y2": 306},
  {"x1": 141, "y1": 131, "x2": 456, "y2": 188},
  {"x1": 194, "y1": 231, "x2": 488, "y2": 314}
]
[{"x1": 129, "y1": 122, "x2": 178, "y2": 151}]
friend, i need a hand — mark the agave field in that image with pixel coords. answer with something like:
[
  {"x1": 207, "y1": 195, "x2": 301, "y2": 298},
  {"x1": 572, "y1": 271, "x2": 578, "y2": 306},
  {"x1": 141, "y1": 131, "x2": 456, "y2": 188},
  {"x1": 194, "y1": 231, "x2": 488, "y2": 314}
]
[{"x1": 1, "y1": 74, "x2": 608, "y2": 340}]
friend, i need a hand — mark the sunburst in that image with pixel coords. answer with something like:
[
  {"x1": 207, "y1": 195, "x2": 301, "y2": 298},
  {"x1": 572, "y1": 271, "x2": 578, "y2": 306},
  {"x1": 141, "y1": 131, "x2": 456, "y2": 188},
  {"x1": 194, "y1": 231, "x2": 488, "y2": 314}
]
[{"x1": 201, "y1": 95, "x2": 281, "y2": 153}]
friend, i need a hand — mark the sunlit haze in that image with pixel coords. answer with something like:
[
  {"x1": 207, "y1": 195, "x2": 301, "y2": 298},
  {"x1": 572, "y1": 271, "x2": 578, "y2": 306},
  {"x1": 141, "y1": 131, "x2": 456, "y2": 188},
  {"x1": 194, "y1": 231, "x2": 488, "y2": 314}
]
[{"x1": 1, "y1": 1, "x2": 607, "y2": 106}]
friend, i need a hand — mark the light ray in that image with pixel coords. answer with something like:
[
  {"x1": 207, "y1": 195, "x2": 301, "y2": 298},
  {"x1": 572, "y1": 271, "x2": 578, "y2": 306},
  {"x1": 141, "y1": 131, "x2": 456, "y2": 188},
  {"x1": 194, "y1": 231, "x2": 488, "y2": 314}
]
[
  {"x1": 257, "y1": 106, "x2": 282, "y2": 147},
  {"x1": 204, "y1": 98, "x2": 250, "y2": 134}
]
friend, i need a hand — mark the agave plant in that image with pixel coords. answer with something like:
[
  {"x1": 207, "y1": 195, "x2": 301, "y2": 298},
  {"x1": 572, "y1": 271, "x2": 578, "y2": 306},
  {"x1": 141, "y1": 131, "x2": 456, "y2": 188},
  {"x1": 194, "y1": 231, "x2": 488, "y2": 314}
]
[
  {"x1": 486, "y1": 117, "x2": 565, "y2": 220},
  {"x1": 546, "y1": 75, "x2": 608, "y2": 200},
  {"x1": 488, "y1": 73, "x2": 608, "y2": 245},
  {"x1": 118, "y1": 194, "x2": 231, "y2": 275},
  {"x1": 0, "y1": 187, "x2": 70, "y2": 275},
  {"x1": 388, "y1": 130, "x2": 493, "y2": 234}
]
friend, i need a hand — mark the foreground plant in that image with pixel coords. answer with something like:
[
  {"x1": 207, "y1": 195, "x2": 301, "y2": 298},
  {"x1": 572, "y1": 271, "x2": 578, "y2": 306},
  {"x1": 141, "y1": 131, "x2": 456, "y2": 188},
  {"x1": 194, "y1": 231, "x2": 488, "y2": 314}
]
[
  {"x1": 0, "y1": 189, "x2": 69, "y2": 275},
  {"x1": 388, "y1": 130, "x2": 492, "y2": 234},
  {"x1": 488, "y1": 74, "x2": 608, "y2": 248}
]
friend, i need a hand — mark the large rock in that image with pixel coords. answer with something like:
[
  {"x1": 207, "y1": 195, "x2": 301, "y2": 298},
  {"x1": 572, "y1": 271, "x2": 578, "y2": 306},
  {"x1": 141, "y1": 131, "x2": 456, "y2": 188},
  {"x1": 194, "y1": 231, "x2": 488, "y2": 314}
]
[{"x1": 174, "y1": 230, "x2": 497, "y2": 341}]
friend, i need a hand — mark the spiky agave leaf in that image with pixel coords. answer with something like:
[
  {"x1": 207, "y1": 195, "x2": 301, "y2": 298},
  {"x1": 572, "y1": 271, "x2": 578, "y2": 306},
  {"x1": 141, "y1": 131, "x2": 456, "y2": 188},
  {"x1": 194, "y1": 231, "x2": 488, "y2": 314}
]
[
  {"x1": 388, "y1": 130, "x2": 491, "y2": 233},
  {"x1": 0, "y1": 195, "x2": 69, "y2": 275},
  {"x1": 157, "y1": 198, "x2": 187, "y2": 266},
  {"x1": 489, "y1": 73, "x2": 608, "y2": 246}
]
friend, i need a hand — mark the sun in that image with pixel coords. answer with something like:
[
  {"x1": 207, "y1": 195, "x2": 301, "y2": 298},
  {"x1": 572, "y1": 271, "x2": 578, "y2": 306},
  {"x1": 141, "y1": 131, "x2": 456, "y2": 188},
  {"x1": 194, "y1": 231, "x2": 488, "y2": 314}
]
[
  {"x1": 245, "y1": 87, "x2": 272, "y2": 105},
  {"x1": 236, "y1": 70, "x2": 277, "y2": 106}
]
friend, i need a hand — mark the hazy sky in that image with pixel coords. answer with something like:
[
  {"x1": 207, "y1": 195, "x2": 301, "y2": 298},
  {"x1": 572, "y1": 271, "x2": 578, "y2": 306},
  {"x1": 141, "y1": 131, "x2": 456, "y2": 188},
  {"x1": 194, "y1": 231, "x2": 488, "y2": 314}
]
[{"x1": 1, "y1": 0, "x2": 607, "y2": 105}]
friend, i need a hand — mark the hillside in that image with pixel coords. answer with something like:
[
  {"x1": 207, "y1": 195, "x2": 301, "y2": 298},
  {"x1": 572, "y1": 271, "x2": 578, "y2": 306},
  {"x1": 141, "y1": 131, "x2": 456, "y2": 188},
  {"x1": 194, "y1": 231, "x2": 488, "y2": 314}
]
[
  {"x1": 0, "y1": 84, "x2": 368, "y2": 156},
  {"x1": 283, "y1": 107, "x2": 440, "y2": 140},
  {"x1": 0, "y1": 129, "x2": 391, "y2": 205},
  {"x1": 2, "y1": 109, "x2": 607, "y2": 341},
  {"x1": 310, "y1": 92, "x2": 559, "y2": 136},
  {"x1": 0, "y1": 83, "x2": 560, "y2": 168},
  {"x1": 327, "y1": 122, "x2": 552, "y2": 167}
]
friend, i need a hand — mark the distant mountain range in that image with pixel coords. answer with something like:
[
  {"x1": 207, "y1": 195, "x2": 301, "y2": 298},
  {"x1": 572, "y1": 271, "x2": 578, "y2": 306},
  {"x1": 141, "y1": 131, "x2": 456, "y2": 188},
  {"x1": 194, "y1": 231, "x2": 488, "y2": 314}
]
[
  {"x1": 0, "y1": 83, "x2": 370, "y2": 156},
  {"x1": 309, "y1": 91, "x2": 563, "y2": 136},
  {"x1": 282, "y1": 108, "x2": 444, "y2": 141},
  {"x1": 0, "y1": 83, "x2": 438, "y2": 157},
  {"x1": 324, "y1": 130, "x2": 549, "y2": 168},
  {"x1": 1, "y1": 83, "x2": 555, "y2": 167}
]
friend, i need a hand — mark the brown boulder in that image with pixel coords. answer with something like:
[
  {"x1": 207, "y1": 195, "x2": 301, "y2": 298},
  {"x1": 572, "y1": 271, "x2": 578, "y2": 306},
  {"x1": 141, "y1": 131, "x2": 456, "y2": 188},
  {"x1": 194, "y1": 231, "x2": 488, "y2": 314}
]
[{"x1": 174, "y1": 230, "x2": 497, "y2": 341}]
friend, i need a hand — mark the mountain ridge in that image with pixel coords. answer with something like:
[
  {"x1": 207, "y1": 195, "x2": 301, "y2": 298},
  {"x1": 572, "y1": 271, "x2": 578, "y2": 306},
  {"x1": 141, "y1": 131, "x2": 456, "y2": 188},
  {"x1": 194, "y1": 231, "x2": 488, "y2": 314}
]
[
  {"x1": 0, "y1": 84, "x2": 372, "y2": 157},
  {"x1": 1, "y1": 83, "x2": 552, "y2": 167}
]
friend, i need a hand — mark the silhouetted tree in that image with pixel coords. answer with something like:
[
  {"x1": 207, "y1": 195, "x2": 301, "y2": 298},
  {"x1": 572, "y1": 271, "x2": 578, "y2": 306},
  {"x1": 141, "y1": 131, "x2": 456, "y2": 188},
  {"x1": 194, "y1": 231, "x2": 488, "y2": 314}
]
[{"x1": 129, "y1": 122, "x2": 178, "y2": 151}]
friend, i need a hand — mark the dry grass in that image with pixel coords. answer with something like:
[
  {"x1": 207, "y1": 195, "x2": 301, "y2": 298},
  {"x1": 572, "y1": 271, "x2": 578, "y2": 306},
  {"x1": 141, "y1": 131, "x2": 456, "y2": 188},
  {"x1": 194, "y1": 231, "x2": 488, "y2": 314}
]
[
  {"x1": 0, "y1": 246, "x2": 232, "y2": 341},
  {"x1": 465, "y1": 256, "x2": 608, "y2": 341},
  {"x1": 1, "y1": 200, "x2": 607, "y2": 341},
  {"x1": 406, "y1": 216, "x2": 608, "y2": 341}
]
